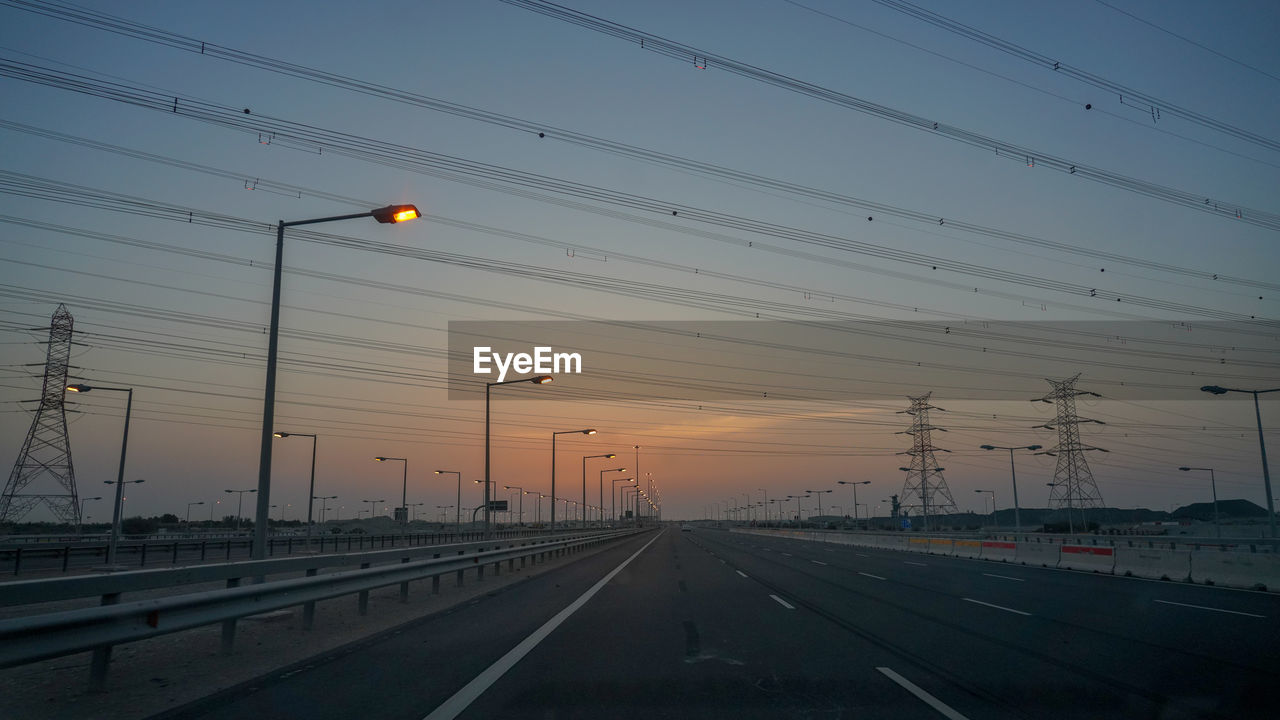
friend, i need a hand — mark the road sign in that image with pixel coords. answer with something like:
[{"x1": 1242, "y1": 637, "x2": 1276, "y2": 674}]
[
  {"x1": 487, "y1": 500, "x2": 508, "y2": 512},
  {"x1": 901, "y1": 517, "x2": 912, "y2": 529}
]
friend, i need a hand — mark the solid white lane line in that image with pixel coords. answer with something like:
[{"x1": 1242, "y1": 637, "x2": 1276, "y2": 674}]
[
  {"x1": 423, "y1": 532, "x2": 663, "y2": 720},
  {"x1": 962, "y1": 598, "x2": 1031, "y2": 616},
  {"x1": 1154, "y1": 599, "x2": 1265, "y2": 618},
  {"x1": 904, "y1": 561, "x2": 927, "y2": 566},
  {"x1": 811, "y1": 560, "x2": 828, "y2": 566},
  {"x1": 770, "y1": 594, "x2": 796, "y2": 610},
  {"x1": 736, "y1": 570, "x2": 748, "y2": 578},
  {"x1": 859, "y1": 572, "x2": 886, "y2": 580},
  {"x1": 982, "y1": 573, "x2": 1025, "y2": 582},
  {"x1": 877, "y1": 667, "x2": 971, "y2": 720}
]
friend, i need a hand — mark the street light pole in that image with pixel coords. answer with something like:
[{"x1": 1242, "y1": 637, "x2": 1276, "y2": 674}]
[
  {"x1": 612, "y1": 477, "x2": 634, "y2": 524},
  {"x1": 504, "y1": 485, "x2": 525, "y2": 525},
  {"x1": 805, "y1": 489, "x2": 832, "y2": 522},
  {"x1": 78, "y1": 496, "x2": 102, "y2": 535},
  {"x1": 837, "y1": 481, "x2": 871, "y2": 530},
  {"x1": 314, "y1": 495, "x2": 337, "y2": 525},
  {"x1": 1046, "y1": 482, "x2": 1073, "y2": 534},
  {"x1": 362, "y1": 499, "x2": 385, "y2": 519},
  {"x1": 975, "y1": 489, "x2": 996, "y2": 527},
  {"x1": 274, "y1": 432, "x2": 317, "y2": 537},
  {"x1": 225, "y1": 488, "x2": 256, "y2": 531},
  {"x1": 486, "y1": 375, "x2": 553, "y2": 537},
  {"x1": 66, "y1": 384, "x2": 135, "y2": 564},
  {"x1": 185, "y1": 501, "x2": 203, "y2": 525},
  {"x1": 551, "y1": 428, "x2": 597, "y2": 532},
  {"x1": 252, "y1": 204, "x2": 419, "y2": 560},
  {"x1": 1201, "y1": 385, "x2": 1277, "y2": 538},
  {"x1": 374, "y1": 456, "x2": 408, "y2": 532},
  {"x1": 600, "y1": 467, "x2": 626, "y2": 528},
  {"x1": 434, "y1": 471, "x2": 462, "y2": 530},
  {"x1": 1179, "y1": 466, "x2": 1221, "y2": 538},
  {"x1": 582, "y1": 453, "x2": 616, "y2": 529},
  {"x1": 979, "y1": 444, "x2": 1041, "y2": 533}
]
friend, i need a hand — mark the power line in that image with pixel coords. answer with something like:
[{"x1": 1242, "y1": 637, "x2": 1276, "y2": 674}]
[
  {"x1": 866, "y1": 0, "x2": 1280, "y2": 153},
  {"x1": 500, "y1": 0, "x2": 1280, "y2": 231}
]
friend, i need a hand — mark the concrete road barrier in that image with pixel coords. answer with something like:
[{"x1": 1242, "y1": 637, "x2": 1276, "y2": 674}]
[
  {"x1": 1114, "y1": 547, "x2": 1191, "y2": 581},
  {"x1": 980, "y1": 541, "x2": 1017, "y2": 562},
  {"x1": 1059, "y1": 545, "x2": 1115, "y2": 573},
  {"x1": 1190, "y1": 551, "x2": 1280, "y2": 591},
  {"x1": 952, "y1": 539, "x2": 982, "y2": 558},
  {"x1": 927, "y1": 538, "x2": 954, "y2": 555},
  {"x1": 1015, "y1": 541, "x2": 1061, "y2": 567},
  {"x1": 906, "y1": 537, "x2": 931, "y2": 554}
]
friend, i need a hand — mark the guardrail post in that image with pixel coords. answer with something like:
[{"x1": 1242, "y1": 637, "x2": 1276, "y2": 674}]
[
  {"x1": 87, "y1": 592, "x2": 121, "y2": 691},
  {"x1": 12, "y1": 547, "x2": 21, "y2": 575},
  {"x1": 358, "y1": 562, "x2": 371, "y2": 615},
  {"x1": 456, "y1": 550, "x2": 465, "y2": 586},
  {"x1": 62, "y1": 546, "x2": 71, "y2": 573},
  {"x1": 302, "y1": 568, "x2": 318, "y2": 629},
  {"x1": 432, "y1": 553, "x2": 441, "y2": 594},
  {"x1": 171, "y1": 542, "x2": 179, "y2": 565},
  {"x1": 399, "y1": 558, "x2": 410, "y2": 603},
  {"x1": 225, "y1": 540, "x2": 232, "y2": 561},
  {"x1": 201, "y1": 540, "x2": 207, "y2": 562},
  {"x1": 220, "y1": 578, "x2": 241, "y2": 655},
  {"x1": 139, "y1": 543, "x2": 147, "y2": 567}
]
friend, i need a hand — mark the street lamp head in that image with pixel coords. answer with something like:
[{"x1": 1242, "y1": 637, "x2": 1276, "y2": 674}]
[
  {"x1": 1178, "y1": 467, "x2": 1191, "y2": 472},
  {"x1": 605, "y1": 454, "x2": 616, "y2": 459},
  {"x1": 1027, "y1": 444, "x2": 1043, "y2": 451},
  {"x1": 273, "y1": 432, "x2": 288, "y2": 438},
  {"x1": 66, "y1": 384, "x2": 89, "y2": 392},
  {"x1": 979, "y1": 444, "x2": 995, "y2": 450},
  {"x1": 374, "y1": 457, "x2": 387, "y2": 462},
  {"x1": 371, "y1": 204, "x2": 421, "y2": 224},
  {"x1": 533, "y1": 375, "x2": 553, "y2": 384},
  {"x1": 584, "y1": 429, "x2": 597, "y2": 435},
  {"x1": 1200, "y1": 385, "x2": 1229, "y2": 395}
]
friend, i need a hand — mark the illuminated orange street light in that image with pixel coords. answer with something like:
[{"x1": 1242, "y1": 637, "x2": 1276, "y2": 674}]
[{"x1": 253, "y1": 205, "x2": 419, "y2": 559}]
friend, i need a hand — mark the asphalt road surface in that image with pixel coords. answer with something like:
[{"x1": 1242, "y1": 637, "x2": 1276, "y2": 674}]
[{"x1": 149, "y1": 527, "x2": 1279, "y2": 719}]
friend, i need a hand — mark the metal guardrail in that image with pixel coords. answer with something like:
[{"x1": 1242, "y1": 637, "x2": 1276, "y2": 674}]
[
  {"x1": 0, "y1": 528, "x2": 646, "y2": 689},
  {"x1": 0, "y1": 527, "x2": 567, "y2": 576},
  {"x1": 0, "y1": 531, "x2": 597, "y2": 607}
]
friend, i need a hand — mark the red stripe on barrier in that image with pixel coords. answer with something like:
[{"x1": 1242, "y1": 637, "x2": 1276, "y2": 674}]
[
  {"x1": 982, "y1": 541, "x2": 1016, "y2": 549},
  {"x1": 1062, "y1": 546, "x2": 1113, "y2": 556}
]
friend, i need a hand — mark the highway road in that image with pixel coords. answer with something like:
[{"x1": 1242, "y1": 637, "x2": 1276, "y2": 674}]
[{"x1": 149, "y1": 527, "x2": 1279, "y2": 719}]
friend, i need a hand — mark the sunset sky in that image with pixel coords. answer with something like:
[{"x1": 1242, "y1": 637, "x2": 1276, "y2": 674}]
[{"x1": 1, "y1": 0, "x2": 1277, "y2": 524}]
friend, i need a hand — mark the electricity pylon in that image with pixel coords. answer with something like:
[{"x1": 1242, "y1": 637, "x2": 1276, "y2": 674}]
[
  {"x1": 896, "y1": 393, "x2": 956, "y2": 531},
  {"x1": 1033, "y1": 374, "x2": 1106, "y2": 531},
  {"x1": 1, "y1": 304, "x2": 80, "y2": 523}
]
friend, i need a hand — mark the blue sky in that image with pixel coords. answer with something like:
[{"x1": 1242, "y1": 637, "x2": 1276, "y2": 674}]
[{"x1": 1, "y1": 0, "x2": 1277, "y2": 523}]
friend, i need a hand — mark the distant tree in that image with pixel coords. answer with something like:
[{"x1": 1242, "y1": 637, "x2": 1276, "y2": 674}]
[
  {"x1": 121, "y1": 516, "x2": 158, "y2": 534},
  {"x1": 158, "y1": 513, "x2": 180, "y2": 525}
]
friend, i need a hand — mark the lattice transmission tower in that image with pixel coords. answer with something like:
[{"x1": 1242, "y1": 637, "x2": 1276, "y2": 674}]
[
  {"x1": 1033, "y1": 374, "x2": 1106, "y2": 524},
  {"x1": 1, "y1": 304, "x2": 80, "y2": 523},
  {"x1": 896, "y1": 393, "x2": 956, "y2": 531}
]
